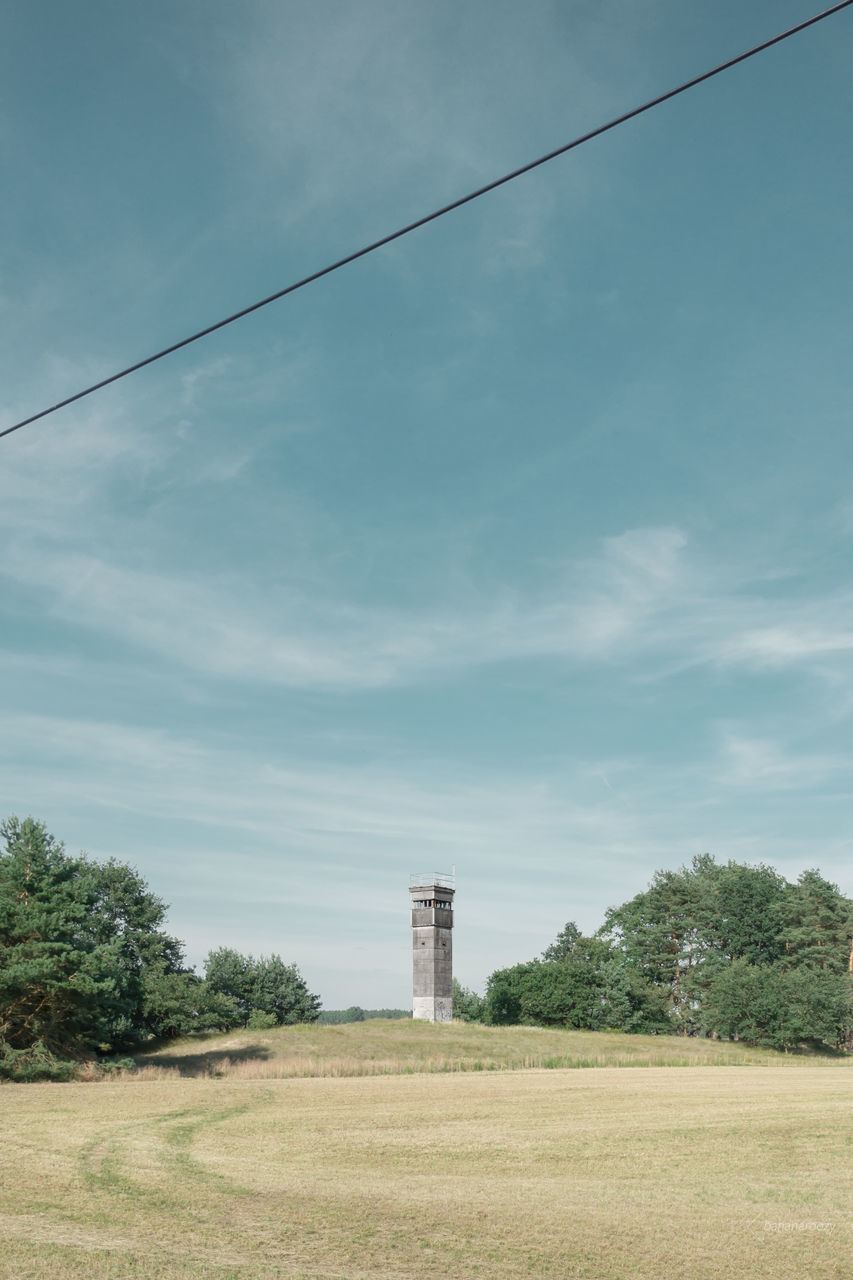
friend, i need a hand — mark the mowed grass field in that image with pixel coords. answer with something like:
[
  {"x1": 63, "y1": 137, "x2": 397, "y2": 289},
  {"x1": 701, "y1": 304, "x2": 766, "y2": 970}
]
[{"x1": 1, "y1": 1026, "x2": 851, "y2": 1280}]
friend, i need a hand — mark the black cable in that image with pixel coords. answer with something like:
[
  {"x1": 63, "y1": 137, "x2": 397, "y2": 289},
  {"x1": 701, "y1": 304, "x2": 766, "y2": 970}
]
[{"x1": 3, "y1": 0, "x2": 852, "y2": 442}]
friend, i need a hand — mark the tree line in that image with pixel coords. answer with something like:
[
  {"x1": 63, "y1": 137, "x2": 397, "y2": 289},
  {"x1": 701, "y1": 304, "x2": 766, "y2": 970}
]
[
  {"x1": 5, "y1": 815, "x2": 851, "y2": 1080},
  {"x1": 0, "y1": 816, "x2": 320, "y2": 1079},
  {"x1": 317, "y1": 1007, "x2": 410, "y2": 1024},
  {"x1": 456, "y1": 854, "x2": 853, "y2": 1052}
]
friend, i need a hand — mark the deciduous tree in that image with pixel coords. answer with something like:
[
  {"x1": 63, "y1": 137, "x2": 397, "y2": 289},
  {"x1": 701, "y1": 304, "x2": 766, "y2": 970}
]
[{"x1": 204, "y1": 948, "x2": 320, "y2": 1027}]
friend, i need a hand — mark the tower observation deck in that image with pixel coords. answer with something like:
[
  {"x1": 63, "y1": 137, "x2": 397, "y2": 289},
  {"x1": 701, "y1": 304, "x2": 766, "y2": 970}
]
[{"x1": 409, "y1": 872, "x2": 455, "y2": 1022}]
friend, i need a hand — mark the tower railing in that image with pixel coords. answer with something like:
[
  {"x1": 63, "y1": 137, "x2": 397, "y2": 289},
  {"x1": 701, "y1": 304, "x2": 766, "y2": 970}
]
[{"x1": 409, "y1": 871, "x2": 455, "y2": 890}]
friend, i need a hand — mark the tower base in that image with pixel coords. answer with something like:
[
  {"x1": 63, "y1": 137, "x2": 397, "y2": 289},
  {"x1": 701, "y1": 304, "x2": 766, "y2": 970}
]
[{"x1": 413, "y1": 996, "x2": 453, "y2": 1022}]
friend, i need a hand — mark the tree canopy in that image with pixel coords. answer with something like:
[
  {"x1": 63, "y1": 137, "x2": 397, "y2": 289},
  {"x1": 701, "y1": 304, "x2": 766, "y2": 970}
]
[
  {"x1": 479, "y1": 854, "x2": 852, "y2": 1051},
  {"x1": 0, "y1": 816, "x2": 321, "y2": 1078},
  {"x1": 0, "y1": 815, "x2": 188, "y2": 1057},
  {"x1": 204, "y1": 947, "x2": 320, "y2": 1028}
]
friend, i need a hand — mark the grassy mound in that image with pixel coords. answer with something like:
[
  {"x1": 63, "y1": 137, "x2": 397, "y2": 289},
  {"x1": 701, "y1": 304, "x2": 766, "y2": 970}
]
[{"x1": 125, "y1": 1018, "x2": 846, "y2": 1080}]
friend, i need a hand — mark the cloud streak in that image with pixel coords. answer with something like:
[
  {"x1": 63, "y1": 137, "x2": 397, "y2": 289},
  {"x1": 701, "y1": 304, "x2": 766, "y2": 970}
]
[
  {"x1": 5, "y1": 505, "x2": 853, "y2": 696},
  {"x1": 717, "y1": 730, "x2": 851, "y2": 791},
  {"x1": 0, "y1": 525, "x2": 690, "y2": 688}
]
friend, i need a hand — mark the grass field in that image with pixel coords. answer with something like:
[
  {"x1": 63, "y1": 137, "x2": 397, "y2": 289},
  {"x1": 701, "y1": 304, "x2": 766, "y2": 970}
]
[{"x1": 1, "y1": 1026, "x2": 850, "y2": 1279}]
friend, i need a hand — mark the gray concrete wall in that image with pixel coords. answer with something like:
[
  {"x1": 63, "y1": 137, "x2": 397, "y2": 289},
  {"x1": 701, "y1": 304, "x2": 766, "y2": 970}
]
[
  {"x1": 410, "y1": 907, "x2": 453, "y2": 929},
  {"x1": 413, "y1": 995, "x2": 453, "y2": 1022},
  {"x1": 412, "y1": 923, "x2": 453, "y2": 1020}
]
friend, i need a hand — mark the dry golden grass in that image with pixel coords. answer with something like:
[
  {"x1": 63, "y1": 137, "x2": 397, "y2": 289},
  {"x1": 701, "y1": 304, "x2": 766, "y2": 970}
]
[
  {"x1": 123, "y1": 1017, "x2": 844, "y2": 1080},
  {"x1": 1, "y1": 1057, "x2": 850, "y2": 1278}
]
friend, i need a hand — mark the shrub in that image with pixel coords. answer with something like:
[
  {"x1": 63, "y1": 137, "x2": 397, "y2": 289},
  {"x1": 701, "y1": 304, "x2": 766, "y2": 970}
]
[
  {"x1": 0, "y1": 1039, "x2": 78, "y2": 1083},
  {"x1": 246, "y1": 1009, "x2": 278, "y2": 1030}
]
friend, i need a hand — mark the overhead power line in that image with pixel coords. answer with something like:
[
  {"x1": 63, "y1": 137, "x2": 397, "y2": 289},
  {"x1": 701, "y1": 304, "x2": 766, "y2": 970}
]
[{"x1": 3, "y1": 0, "x2": 852, "y2": 443}]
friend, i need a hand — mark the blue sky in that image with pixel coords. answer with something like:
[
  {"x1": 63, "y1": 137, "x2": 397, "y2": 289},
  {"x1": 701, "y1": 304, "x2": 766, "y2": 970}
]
[{"x1": 2, "y1": 1, "x2": 852, "y2": 1008}]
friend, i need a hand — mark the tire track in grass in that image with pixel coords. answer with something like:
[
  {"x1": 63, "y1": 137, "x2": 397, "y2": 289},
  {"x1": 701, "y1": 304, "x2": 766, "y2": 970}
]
[{"x1": 79, "y1": 1097, "x2": 268, "y2": 1204}]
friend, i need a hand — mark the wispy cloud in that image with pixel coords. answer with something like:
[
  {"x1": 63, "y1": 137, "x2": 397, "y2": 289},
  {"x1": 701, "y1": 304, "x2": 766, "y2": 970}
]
[
  {"x1": 0, "y1": 708, "x2": 654, "y2": 908},
  {"x1": 721, "y1": 619, "x2": 853, "y2": 667},
  {"x1": 6, "y1": 506, "x2": 853, "y2": 696},
  {"x1": 716, "y1": 730, "x2": 851, "y2": 791},
  {"x1": 0, "y1": 370, "x2": 178, "y2": 541},
  {"x1": 0, "y1": 525, "x2": 690, "y2": 688},
  {"x1": 223, "y1": 1, "x2": 610, "y2": 266}
]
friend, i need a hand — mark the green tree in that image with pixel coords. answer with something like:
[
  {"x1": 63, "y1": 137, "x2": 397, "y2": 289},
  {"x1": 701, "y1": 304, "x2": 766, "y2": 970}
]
[
  {"x1": 204, "y1": 948, "x2": 320, "y2": 1027},
  {"x1": 542, "y1": 922, "x2": 582, "y2": 963},
  {"x1": 0, "y1": 816, "x2": 190, "y2": 1056},
  {"x1": 485, "y1": 958, "x2": 599, "y2": 1028},
  {"x1": 601, "y1": 856, "x2": 791, "y2": 1031},
  {"x1": 702, "y1": 959, "x2": 851, "y2": 1051},
  {"x1": 601, "y1": 861, "x2": 711, "y2": 1031},
  {"x1": 139, "y1": 965, "x2": 241, "y2": 1039},
  {"x1": 251, "y1": 954, "x2": 321, "y2": 1024},
  {"x1": 452, "y1": 978, "x2": 485, "y2": 1022},
  {"x1": 203, "y1": 948, "x2": 256, "y2": 1021},
  {"x1": 485, "y1": 859, "x2": 853, "y2": 1048},
  {"x1": 0, "y1": 816, "x2": 110, "y2": 1054},
  {"x1": 707, "y1": 861, "x2": 788, "y2": 968},
  {"x1": 778, "y1": 870, "x2": 853, "y2": 974},
  {"x1": 317, "y1": 1007, "x2": 410, "y2": 1024},
  {"x1": 596, "y1": 957, "x2": 671, "y2": 1034},
  {"x1": 484, "y1": 931, "x2": 668, "y2": 1034}
]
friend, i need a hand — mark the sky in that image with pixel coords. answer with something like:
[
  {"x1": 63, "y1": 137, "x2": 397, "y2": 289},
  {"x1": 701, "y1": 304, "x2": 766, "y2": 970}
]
[{"x1": 2, "y1": 0, "x2": 853, "y2": 1009}]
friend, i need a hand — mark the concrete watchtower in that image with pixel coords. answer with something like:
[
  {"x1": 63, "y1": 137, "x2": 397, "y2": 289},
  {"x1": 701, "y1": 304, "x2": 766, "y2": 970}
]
[{"x1": 409, "y1": 872, "x2": 455, "y2": 1021}]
